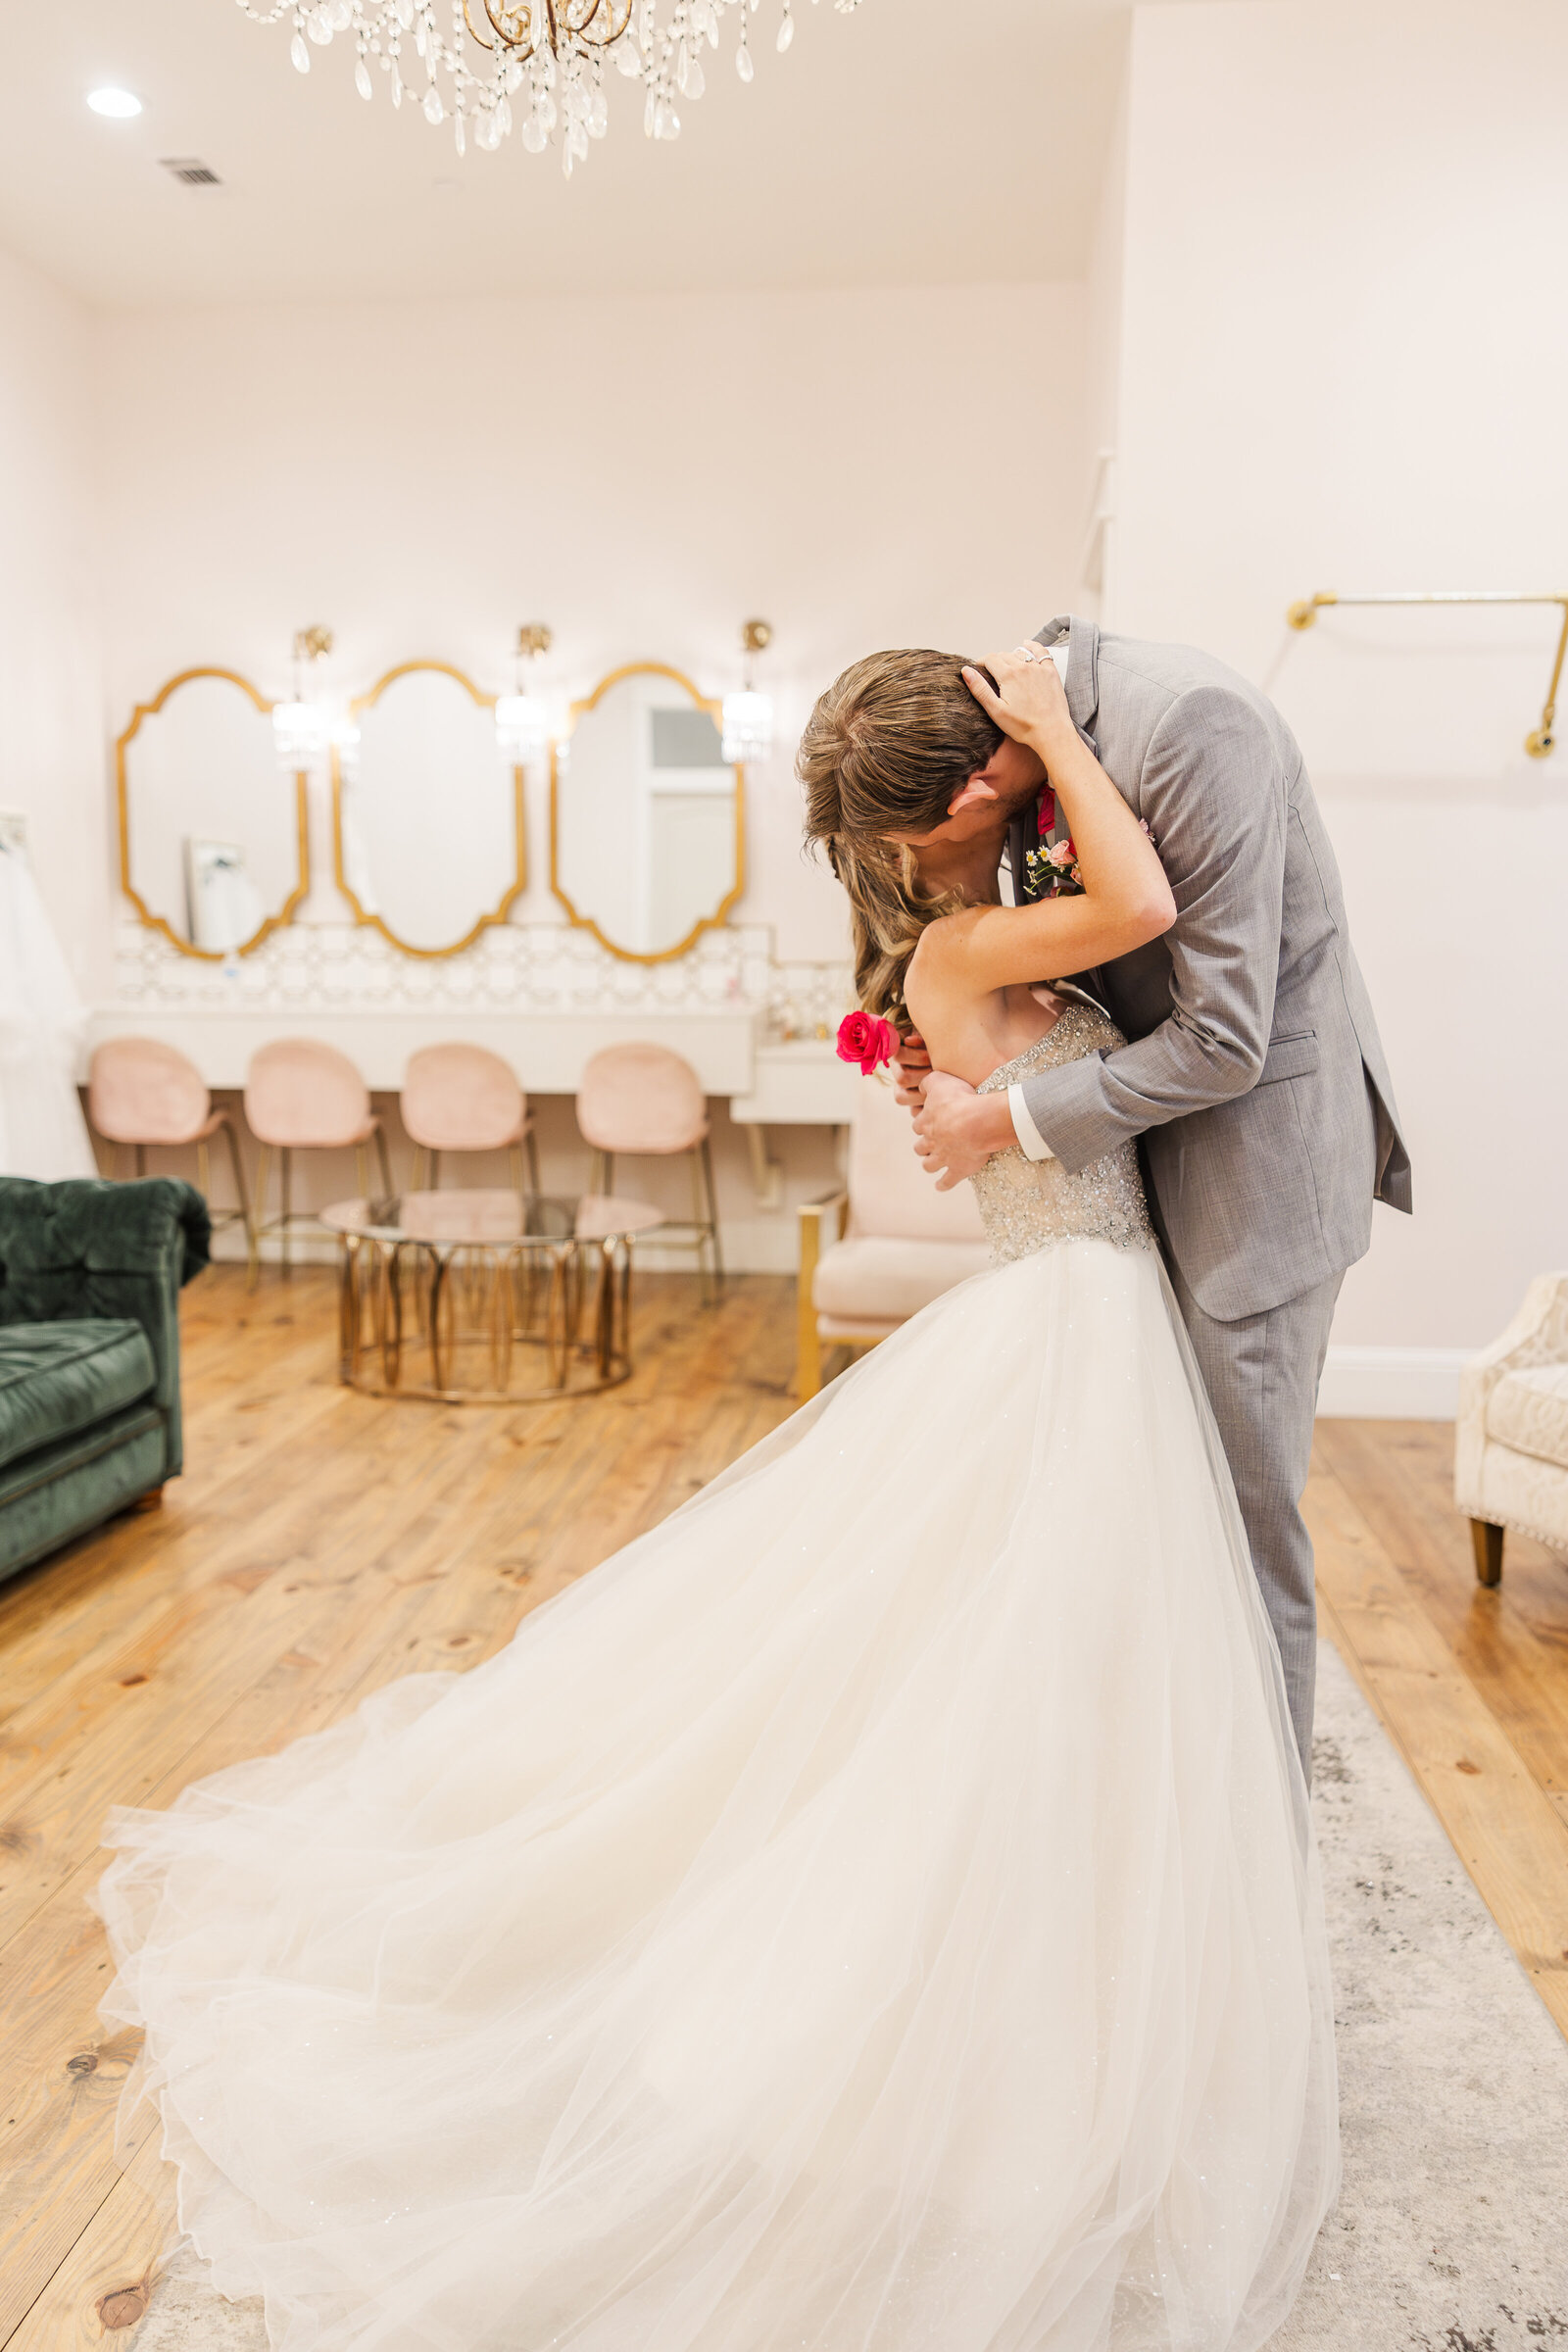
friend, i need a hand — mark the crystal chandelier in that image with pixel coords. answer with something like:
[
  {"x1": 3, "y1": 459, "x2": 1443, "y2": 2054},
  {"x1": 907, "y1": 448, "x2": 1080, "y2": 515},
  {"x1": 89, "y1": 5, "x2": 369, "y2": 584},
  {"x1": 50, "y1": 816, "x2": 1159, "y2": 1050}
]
[{"x1": 239, "y1": 0, "x2": 862, "y2": 176}]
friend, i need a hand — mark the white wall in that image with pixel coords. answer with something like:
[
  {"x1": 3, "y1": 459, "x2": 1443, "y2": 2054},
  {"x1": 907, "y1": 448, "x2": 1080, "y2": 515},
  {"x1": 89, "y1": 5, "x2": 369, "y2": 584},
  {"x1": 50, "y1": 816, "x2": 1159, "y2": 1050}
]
[
  {"x1": 1109, "y1": 0, "x2": 1568, "y2": 1405},
  {"x1": 96, "y1": 281, "x2": 1089, "y2": 970},
  {"x1": 86, "y1": 279, "x2": 1089, "y2": 1267},
  {"x1": 0, "y1": 247, "x2": 110, "y2": 997}
]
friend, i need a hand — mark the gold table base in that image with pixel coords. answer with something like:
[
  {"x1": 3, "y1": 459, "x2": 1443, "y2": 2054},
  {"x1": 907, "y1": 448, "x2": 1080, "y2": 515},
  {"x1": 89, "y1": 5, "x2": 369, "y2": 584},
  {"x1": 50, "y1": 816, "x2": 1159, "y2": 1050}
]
[{"x1": 337, "y1": 1231, "x2": 636, "y2": 1403}]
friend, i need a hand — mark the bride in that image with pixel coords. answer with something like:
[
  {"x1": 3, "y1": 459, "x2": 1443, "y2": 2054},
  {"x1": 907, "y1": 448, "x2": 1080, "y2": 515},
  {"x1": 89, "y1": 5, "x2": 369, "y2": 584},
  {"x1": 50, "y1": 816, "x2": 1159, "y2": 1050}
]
[{"x1": 98, "y1": 649, "x2": 1338, "y2": 2352}]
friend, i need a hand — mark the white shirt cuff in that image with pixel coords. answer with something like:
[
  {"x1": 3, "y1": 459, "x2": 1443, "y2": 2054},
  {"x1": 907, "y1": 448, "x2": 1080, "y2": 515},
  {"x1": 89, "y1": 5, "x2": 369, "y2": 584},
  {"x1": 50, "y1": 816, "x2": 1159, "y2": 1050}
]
[{"x1": 1007, "y1": 1083, "x2": 1056, "y2": 1162}]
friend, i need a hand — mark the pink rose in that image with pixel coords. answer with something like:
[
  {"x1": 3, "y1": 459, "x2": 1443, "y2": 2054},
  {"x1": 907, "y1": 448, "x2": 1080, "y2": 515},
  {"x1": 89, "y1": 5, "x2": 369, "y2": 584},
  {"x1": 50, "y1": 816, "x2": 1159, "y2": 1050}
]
[
  {"x1": 836, "y1": 1010, "x2": 899, "y2": 1075},
  {"x1": 1049, "y1": 837, "x2": 1077, "y2": 869}
]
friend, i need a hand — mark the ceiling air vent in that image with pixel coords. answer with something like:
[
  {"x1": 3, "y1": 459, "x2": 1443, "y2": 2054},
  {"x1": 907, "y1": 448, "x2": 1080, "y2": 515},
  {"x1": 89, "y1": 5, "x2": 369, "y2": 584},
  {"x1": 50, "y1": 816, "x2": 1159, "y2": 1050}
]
[{"x1": 159, "y1": 158, "x2": 222, "y2": 186}]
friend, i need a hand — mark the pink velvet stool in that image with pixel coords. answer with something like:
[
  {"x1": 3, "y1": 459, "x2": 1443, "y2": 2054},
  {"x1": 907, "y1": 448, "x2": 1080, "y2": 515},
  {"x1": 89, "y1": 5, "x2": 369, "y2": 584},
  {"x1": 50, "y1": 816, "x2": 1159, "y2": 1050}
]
[
  {"x1": 400, "y1": 1045, "x2": 540, "y2": 1199},
  {"x1": 88, "y1": 1037, "x2": 254, "y2": 1259},
  {"x1": 244, "y1": 1040, "x2": 392, "y2": 1285},
  {"x1": 574, "y1": 1042, "x2": 721, "y2": 1298}
]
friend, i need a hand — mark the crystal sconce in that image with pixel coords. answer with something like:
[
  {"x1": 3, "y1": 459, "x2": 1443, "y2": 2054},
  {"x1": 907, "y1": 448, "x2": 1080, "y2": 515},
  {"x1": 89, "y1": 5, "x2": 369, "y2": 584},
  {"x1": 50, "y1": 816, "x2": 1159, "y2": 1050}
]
[
  {"x1": 495, "y1": 623, "x2": 554, "y2": 764},
  {"x1": 272, "y1": 625, "x2": 334, "y2": 771},
  {"x1": 722, "y1": 619, "x2": 774, "y2": 765}
]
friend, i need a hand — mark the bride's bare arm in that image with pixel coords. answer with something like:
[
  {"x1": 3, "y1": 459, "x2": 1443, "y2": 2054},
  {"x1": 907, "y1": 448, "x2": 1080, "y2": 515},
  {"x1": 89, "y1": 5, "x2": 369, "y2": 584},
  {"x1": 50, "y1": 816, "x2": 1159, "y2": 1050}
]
[{"x1": 909, "y1": 651, "x2": 1174, "y2": 1011}]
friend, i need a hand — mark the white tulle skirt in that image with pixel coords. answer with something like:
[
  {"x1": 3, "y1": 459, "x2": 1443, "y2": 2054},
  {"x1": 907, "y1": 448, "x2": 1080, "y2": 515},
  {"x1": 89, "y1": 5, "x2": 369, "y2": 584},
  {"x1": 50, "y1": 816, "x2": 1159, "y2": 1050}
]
[{"x1": 98, "y1": 1238, "x2": 1338, "y2": 2352}]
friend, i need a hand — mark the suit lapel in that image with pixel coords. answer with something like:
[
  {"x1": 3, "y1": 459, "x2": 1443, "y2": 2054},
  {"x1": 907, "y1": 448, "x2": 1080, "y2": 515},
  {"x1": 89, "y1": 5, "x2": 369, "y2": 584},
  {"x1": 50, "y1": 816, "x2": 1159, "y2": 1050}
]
[{"x1": 1029, "y1": 612, "x2": 1111, "y2": 1009}]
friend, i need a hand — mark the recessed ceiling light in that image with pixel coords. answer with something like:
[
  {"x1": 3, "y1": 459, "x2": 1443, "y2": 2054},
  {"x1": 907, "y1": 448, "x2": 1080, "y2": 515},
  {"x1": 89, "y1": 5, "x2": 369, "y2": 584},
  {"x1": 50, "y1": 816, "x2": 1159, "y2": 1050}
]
[{"x1": 87, "y1": 87, "x2": 142, "y2": 120}]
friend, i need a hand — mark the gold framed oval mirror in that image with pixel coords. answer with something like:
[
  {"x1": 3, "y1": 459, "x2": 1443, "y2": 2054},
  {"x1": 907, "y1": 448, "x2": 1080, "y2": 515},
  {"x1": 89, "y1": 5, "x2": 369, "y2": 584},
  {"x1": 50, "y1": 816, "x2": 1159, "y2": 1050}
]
[
  {"x1": 550, "y1": 662, "x2": 744, "y2": 963},
  {"x1": 117, "y1": 667, "x2": 310, "y2": 959},
  {"x1": 332, "y1": 660, "x2": 526, "y2": 957}
]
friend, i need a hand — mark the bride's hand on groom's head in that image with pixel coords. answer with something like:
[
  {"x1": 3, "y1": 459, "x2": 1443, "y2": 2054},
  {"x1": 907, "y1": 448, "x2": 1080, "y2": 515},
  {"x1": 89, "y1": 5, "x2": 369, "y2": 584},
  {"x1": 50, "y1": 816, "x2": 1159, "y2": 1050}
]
[{"x1": 962, "y1": 646, "x2": 1073, "y2": 759}]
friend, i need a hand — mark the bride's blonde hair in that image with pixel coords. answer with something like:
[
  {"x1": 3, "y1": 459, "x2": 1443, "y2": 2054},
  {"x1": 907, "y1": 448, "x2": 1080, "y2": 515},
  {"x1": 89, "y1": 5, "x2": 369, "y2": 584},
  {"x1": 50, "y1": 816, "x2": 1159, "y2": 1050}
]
[
  {"x1": 820, "y1": 835, "x2": 963, "y2": 1024},
  {"x1": 799, "y1": 649, "x2": 1001, "y2": 1022}
]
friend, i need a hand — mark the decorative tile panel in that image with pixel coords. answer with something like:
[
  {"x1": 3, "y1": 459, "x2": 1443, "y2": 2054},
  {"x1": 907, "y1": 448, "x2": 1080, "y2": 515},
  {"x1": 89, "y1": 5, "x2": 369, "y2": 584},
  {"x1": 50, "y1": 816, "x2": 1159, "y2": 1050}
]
[{"x1": 113, "y1": 921, "x2": 853, "y2": 1039}]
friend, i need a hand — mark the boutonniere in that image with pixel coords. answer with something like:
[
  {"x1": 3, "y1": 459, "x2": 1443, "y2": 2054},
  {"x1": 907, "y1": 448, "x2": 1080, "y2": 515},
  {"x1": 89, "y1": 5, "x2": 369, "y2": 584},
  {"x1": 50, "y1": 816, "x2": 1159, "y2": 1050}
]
[
  {"x1": 1024, "y1": 838, "x2": 1082, "y2": 899},
  {"x1": 1023, "y1": 819, "x2": 1156, "y2": 903}
]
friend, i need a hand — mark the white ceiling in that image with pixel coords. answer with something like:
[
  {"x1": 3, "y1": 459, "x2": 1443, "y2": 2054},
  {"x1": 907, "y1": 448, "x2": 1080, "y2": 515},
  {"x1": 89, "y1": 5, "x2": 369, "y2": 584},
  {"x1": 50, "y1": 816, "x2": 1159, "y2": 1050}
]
[{"x1": 0, "y1": 0, "x2": 1133, "y2": 308}]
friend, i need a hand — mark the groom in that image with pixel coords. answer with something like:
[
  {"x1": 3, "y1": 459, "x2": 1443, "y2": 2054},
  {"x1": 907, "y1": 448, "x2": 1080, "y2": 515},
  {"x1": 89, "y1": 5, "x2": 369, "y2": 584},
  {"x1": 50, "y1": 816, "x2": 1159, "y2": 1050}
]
[{"x1": 801, "y1": 615, "x2": 1411, "y2": 1770}]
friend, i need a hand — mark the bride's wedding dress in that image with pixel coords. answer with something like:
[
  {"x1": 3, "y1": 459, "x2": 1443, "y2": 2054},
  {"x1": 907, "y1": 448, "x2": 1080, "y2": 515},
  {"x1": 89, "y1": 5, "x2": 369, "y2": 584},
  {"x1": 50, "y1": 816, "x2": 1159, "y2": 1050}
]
[{"x1": 98, "y1": 1004, "x2": 1338, "y2": 2352}]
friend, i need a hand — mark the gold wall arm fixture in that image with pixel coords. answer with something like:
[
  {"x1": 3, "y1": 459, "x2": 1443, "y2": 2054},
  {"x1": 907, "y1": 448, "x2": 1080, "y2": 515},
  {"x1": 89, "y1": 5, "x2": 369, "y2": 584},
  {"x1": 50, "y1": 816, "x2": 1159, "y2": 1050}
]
[{"x1": 1286, "y1": 590, "x2": 1568, "y2": 758}]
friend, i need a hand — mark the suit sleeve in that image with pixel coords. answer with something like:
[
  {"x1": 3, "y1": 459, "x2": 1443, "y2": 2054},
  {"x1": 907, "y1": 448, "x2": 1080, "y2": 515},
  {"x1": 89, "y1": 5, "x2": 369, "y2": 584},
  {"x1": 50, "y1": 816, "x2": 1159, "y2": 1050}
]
[{"x1": 1015, "y1": 684, "x2": 1289, "y2": 1172}]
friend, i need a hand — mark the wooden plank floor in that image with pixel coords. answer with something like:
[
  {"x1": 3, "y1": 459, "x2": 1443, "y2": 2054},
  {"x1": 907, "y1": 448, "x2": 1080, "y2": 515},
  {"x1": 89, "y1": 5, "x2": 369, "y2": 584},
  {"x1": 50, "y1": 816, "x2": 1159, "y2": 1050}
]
[
  {"x1": 1307, "y1": 1418, "x2": 1568, "y2": 2037},
  {"x1": 0, "y1": 1266, "x2": 798, "y2": 2348},
  {"x1": 2, "y1": 1269, "x2": 1566, "y2": 2342}
]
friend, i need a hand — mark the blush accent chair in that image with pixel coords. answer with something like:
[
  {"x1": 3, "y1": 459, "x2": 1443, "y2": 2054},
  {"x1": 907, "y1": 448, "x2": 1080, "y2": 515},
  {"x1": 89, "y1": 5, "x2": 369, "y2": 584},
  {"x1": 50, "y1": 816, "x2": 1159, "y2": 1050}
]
[
  {"x1": 797, "y1": 1074, "x2": 990, "y2": 1398},
  {"x1": 0, "y1": 1177, "x2": 209, "y2": 1586},
  {"x1": 401, "y1": 1044, "x2": 540, "y2": 1198},
  {"x1": 1455, "y1": 1272, "x2": 1568, "y2": 1584},
  {"x1": 575, "y1": 1043, "x2": 721, "y2": 1298},
  {"x1": 244, "y1": 1040, "x2": 392, "y2": 1284},
  {"x1": 88, "y1": 1037, "x2": 254, "y2": 1261}
]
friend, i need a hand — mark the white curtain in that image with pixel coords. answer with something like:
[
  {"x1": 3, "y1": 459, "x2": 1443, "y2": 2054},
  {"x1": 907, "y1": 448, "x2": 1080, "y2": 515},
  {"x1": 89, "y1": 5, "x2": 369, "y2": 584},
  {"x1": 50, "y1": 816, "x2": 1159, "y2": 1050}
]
[{"x1": 0, "y1": 847, "x2": 98, "y2": 1180}]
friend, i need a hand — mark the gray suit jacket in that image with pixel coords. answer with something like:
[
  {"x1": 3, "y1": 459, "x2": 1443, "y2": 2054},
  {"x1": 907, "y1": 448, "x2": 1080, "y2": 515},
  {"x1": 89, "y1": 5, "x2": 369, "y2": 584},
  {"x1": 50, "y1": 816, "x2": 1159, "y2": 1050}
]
[{"x1": 1011, "y1": 614, "x2": 1411, "y2": 1324}]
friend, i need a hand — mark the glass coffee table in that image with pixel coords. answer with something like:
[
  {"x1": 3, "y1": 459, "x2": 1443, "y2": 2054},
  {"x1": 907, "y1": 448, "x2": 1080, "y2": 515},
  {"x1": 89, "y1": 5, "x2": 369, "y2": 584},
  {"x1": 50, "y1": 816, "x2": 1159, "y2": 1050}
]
[{"x1": 321, "y1": 1191, "x2": 664, "y2": 1404}]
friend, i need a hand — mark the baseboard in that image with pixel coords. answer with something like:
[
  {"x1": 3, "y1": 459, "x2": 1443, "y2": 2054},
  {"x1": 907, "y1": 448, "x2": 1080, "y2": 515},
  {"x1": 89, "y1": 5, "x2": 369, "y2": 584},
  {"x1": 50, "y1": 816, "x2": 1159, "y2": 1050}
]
[{"x1": 1318, "y1": 1346, "x2": 1471, "y2": 1422}]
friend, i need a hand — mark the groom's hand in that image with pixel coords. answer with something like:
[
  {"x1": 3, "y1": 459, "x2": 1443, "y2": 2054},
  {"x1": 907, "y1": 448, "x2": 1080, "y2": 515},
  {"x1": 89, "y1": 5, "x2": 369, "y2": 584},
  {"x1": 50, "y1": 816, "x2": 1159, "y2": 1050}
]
[
  {"x1": 913, "y1": 1072, "x2": 1016, "y2": 1191},
  {"x1": 892, "y1": 1030, "x2": 932, "y2": 1110}
]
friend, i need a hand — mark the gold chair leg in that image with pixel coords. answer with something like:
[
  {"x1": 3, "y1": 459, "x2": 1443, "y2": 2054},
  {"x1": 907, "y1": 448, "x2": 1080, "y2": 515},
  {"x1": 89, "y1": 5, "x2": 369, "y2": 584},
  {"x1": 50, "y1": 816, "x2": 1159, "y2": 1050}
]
[
  {"x1": 134, "y1": 1144, "x2": 146, "y2": 1179},
  {"x1": 196, "y1": 1137, "x2": 211, "y2": 1203},
  {"x1": 797, "y1": 1219, "x2": 821, "y2": 1399},
  {"x1": 218, "y1": 1115, "x2": 256, "y2": 1267},
  {"x1": 411, "y1": 1146, "x2": 425, "y2": 1193},
  {"x1": 374, "y1": 1123, "x2": 394, "y2": 1200},
  {"x1": 249, "y1": 1144, "x2": 269, "y2": 1290},
  {"x1": 356, "y1": 1144, "x2": 369, "y2": 1201},
  {"x1": 1471, "y1": 1518, "x2": 1504, "y2": 1587},
  {"x1": 524, "y1": 1128, "x2": 541, "y2": 1197},
  {"x1": 699, "y1": 1135, "x2": 723, "y2": 1299},
  {"x1": 429, "y1": 1148, "x2": 441, "y2": 1191},
  {"x1": 280, "y1": 1147, "x2": 293, "y2": 1277}
]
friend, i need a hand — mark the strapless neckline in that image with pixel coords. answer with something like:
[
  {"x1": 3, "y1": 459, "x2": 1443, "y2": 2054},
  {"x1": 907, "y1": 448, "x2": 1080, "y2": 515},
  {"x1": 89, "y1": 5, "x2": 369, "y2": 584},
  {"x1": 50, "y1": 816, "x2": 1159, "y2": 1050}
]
[{"x1": 977, "y1": 1000, "x2": 1118, "y2": 1097}]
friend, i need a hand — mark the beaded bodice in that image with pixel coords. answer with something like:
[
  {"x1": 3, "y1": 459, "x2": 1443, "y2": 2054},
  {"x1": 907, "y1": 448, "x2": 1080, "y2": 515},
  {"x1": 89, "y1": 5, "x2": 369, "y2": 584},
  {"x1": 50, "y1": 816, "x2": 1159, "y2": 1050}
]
[{"x1": 972, "y1": 1002, "x2": 1154, "y2": 1266}]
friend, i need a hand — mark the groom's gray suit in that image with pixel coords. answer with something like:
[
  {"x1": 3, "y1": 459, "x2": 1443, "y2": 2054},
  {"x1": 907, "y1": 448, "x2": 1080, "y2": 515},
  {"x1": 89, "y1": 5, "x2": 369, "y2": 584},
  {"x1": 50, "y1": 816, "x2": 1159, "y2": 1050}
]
[{"x1": 1009, "y1": 615, "x2": 1411, "y2": 1767}]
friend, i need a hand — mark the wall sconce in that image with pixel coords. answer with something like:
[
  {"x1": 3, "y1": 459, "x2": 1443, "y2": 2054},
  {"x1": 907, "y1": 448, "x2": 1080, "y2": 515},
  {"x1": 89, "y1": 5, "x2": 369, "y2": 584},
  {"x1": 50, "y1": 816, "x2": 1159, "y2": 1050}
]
[
  {"x1": 722, "y1": 618, "x2": 774, "y2": 765},
  {"x1": 495, "y1": 622, "x2": 554, "y2": 764},
  {"x1": 272, "y1": 624, "x2": 334, "y2": 771}
]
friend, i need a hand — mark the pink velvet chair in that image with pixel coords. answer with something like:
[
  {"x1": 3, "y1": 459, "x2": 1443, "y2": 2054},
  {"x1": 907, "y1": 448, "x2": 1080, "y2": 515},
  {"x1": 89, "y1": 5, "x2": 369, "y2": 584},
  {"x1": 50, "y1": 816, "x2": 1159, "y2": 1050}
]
[
  {"x1": 88, "y1": 1037, "x2": 254, "y2": 1258},
  {"x1": 244, "y1": 1040, "x2": 392, "y2": 1284},
  {"x1": 575, "y1": 1043, "x2": 721, "y2": 1296},
  {"x1": 400, "y1": 1045, "x2": 540, "y2": 1198},
  {"x1": 796, "y1": 1071, "x2": 989, "y2": 1396}
]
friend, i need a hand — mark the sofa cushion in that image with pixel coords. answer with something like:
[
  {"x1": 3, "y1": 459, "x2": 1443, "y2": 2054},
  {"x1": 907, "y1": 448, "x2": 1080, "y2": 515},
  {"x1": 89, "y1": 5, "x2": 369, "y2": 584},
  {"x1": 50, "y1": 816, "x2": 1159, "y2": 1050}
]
[
  {"x1": 0, "y1": 1320, "x2": 159, "y2": 1477},
  {"x1": 1486, "y1": 1363, "x2": 1568, "y2": 1472},
  {"x1": 812, "y1": 1236, "x2": 991, "y2": 1325}
]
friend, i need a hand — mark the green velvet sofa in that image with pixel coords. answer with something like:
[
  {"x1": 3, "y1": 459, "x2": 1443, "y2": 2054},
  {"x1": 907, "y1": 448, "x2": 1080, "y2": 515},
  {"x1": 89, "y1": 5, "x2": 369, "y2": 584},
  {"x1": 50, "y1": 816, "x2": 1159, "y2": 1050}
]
[{"x1": 0, "y1": 1177, "x2": 211, "y2": 1588}]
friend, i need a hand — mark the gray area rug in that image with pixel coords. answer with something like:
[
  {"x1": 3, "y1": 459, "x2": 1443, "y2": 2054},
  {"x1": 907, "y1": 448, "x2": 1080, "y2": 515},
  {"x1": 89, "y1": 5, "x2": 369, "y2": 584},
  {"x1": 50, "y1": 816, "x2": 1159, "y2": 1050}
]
[{"x1": 132, "y1": 1641, "x2": 1568, "y2": 2351}]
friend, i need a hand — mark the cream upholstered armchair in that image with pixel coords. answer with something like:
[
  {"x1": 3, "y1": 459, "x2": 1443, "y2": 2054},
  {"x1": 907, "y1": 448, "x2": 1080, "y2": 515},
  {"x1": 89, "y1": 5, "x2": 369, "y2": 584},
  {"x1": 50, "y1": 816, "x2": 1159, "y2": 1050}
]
[
  {"x1": 797, "y1": 1074, "x2": 991, "y2": 1398},
  {"x1": 1455, "y1": 1272, "x2": 1568, "y2": 1585}
]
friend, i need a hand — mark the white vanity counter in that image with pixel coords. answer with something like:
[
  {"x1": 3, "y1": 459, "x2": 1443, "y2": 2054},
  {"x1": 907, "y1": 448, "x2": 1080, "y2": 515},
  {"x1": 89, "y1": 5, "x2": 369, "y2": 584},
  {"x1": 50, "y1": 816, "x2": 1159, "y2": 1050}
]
[
  {"x1": 728, "y1": 1038, "x2": 860, "y2": 1125},
  {"x1": 82, "y1": 1005, "x2": 761, "y2": 1097}
]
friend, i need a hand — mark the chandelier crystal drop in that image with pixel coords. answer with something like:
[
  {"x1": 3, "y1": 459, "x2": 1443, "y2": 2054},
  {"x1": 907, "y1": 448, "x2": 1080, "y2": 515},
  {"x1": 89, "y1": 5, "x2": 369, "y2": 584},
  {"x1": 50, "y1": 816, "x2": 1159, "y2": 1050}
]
[{"x1": 238, "y1": 0, "x2": 862, "y2": 175}]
